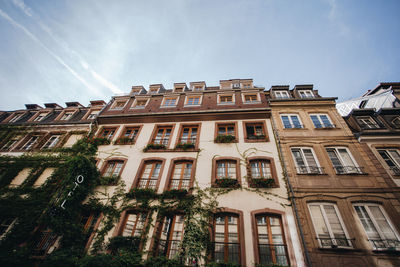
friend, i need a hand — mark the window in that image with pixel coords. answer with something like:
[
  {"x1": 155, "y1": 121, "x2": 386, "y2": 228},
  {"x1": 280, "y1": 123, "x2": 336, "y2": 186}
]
[
  {"x1": 99, "y1": 127, "x2": 117, "y2": 140},
  {"x1": 22, "y1": 136, "x2": 40, "y2": 150},
  {"x1": 9, "y1": 113, "x2": 24, "y2": 123},
  {"x1": 32, "y1": 229, "x2": 58, "y2": 256},
  {"x1": 103, "y1": 161, "x2": 124, "y2": 178},
  {"x1": 162, "y1": 97, "x2": 178, "y2": 107},
  {"x1": 186, "y1": 96, "x2": 201, "y2": 106},
  {"x1": 242, "y1": 83, "x2": 251, "y2": 89},
  {"x1": 254, "y1": 214, "x2": 289, "y2": 266},
  {"x1": 175, "y1": 87, "x2": 183, "y2": 92},
  {"x1": 80, "y1": 211, "x2": 100, "y2": 244},
  {"x1": 34, "y1": 113, "x2": 47, "y2": 122},
  {"x1": 215, "y1": 123, "x2": 237, "y2": 143},
  {"x1": 155, "y1": 215, "x2": 185, "y2": 259},
  {"x1": 243, "y1": 94, "x2": 259, "y2": 103},
  {"x1": 216, "y1": 160, "x2": 237, "y2": 180},
  {"x1": 132, "y1": 99, "x2": 149, "y2": 108},
  {"x1": 120, "y1": 127, "x2": 140, "y2": 142},
  {"x1": 112, "y1": 100, "x2": 127, "y2": 110},
  {"x1": 168, "y1": 161, "x2": 193, "y2": 190},
  {"x1": 150, "y1": 89, "x2": 158, "y2": 94},
  {"x1": 193, "y1": 86, "x2": 203, "y2": 91},
  {"x1": 281, "y1": 114, "x2": 303, "y2": 129},
  {"x1": 326, "y1": 147, "x2": 362, "y2": 174},
  {"x1": 310, "y1": 114, "x2": 334, "y2": 128},
  {"x1": 87, "y1": 110, "x2": 99, "y2": 119},
  {"x1": 152, "y1": 126, "x2": 173, "y2": 146},
  {"x1": 2, "y1": 136, "x2": 20, "y2": 150},
  {"x1": 60, "y1": 112, "x2": 74, "y2": 120},
  {"x1": 120, "y1": 212, "x2": 148, "y2": 238},
  {"x1": 233, "y1": 83, "x2": 240, "y2": 88},
  {"x1": 42, "y1": 135, "x2": 61, "y2": 149},
  {"x1": 356, "y1": 116, "x2": 380, "y2": 129},
  {"x1": 137, "y1": 161, "x2": 162, "y2": 189},
  {"x1": 244, "y1": 122, "x2": 267, "y2": 141},
  {"x1": 0, "y1": 218, "x2": 16, "y2": 238},
  {"x1": 274, "y1": 91, "x2": 290, "y2": 99},
  {"x1": 218, "y1": 94, "x2": 234, "y2": 105},
  {"x1": 291, "y1": 148, "x2": 322, "y2": 174},
  {"x1": 308, "y1": 203, "x2": 352, "y2": 248},
  {"x1": 178, "y1": 125, "x2": 198, "y2": 145},
  {"x1": 250, "y1": 160, "x2": 272, "y2": 179},
  {"x1": 391, "y1": 116, "x2": 400, "y2": 128},
  {"x1": 298, "y1": 90, "x2": 314, "y2": 98},
  {"x1": 377, "y1": 149, "x2": 400, "y2": 175},
  {"x1": 354, "y1": 204, "x2": 400, "y2": 250},
  {"x1": 213, "y1": 214, "x2": 241, "y2": 264}
]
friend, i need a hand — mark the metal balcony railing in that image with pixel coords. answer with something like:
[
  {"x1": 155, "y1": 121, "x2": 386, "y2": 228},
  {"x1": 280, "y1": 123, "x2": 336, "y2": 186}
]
[
  {"x1": 333, "y1": 166, "x2": 364, "y2": 174},
  {"x1": 369, "y1": 239, "x2": 400, "y2": 250},
  {"x1": 178, "y1": 137, "x2": 197, "y2": 144},
  {"x1": 296, "y1": 166, "x2": 324, "y2": 174},
  {"x1": 137, "y1": 179, "x2": 158, "y2": 189},
  {"x1": 212, "y1": 241, "x2": 240, "y2": 264},
  {"x1": 156, "y1": 239, "x2": 182, "y2": 259},
  {"x1": 316, "y1": 237, "x2": 354, "y2": 248},
  {"x1": 152, "y1": 138, "x2": 170, "y2": 146},
  {"x1": 284, "y1": 123, "x2": 304, "y2": 129},
  {"x1": 170, "y1": 179, "x2": 190, "y2": 190},
  {"x1": 258, "y1": 244, "x2": 289, "y2": 266},
  {"x1": 389, "y1": 166, "x2": 400, "y2": 176}
]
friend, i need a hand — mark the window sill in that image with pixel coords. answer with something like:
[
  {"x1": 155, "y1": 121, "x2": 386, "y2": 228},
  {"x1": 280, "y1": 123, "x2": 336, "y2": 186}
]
[
  {"x1": 314, "y1": 127, "x2": 337, "y2": 130},
  {"x1": 183, "y1": 104, "x2": 201, "y2": 107},
  {"x1": 243, "y1": 101, "x2": 261, "y2": 104},
  {"x1": 296, "y1": 172, "x2": 327, "y2": 175},
  {"x1": 160, "y1": 105, "x2": 177, "y2": 108},
  {"x1": 217, "y1": 102, "x2": 235, "y2": 105},
  {"x1": 318, "y1": 247, "x2": 357, "y2": 252},
  {"x1": 130, "y1": 106, "x2": 146, "y2": 109},
  {"x1": 244, "y1": 138, "x2": 268, "y2": 143},
  {"x1": 283, "y1": 127, "x2": 306, "y2": 130},
  {"x1": 372, "y1": 249, "x2": 400, "y2": 255}
]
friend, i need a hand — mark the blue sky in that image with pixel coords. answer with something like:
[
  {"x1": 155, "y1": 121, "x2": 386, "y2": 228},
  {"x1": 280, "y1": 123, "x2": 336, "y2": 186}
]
[{"x1": 0, "y1": 0, "x2": 399, "y2": 110}]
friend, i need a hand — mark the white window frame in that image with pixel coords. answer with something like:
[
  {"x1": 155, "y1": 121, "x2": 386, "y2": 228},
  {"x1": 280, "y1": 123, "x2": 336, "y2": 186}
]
[
  {"x1": 184, "y1": 95, "x2": 202, "y2": 106},
  {"x1": 291, "y1": 147, "x2": 322, "y2": 174},
  {"x1": 280, "y1": 114, "x2": 303, "y2": 129},
  {"x1": 42, "y1": 135, "x2": 61, "y2": 149},
  {"x1": 60, "y1": 111, "x2": 74, "y2": 121},
  {"x1": 308, "y1": 203, "x2": 352, "y2": 248},
  {"x1": 241, "y1": 93, "x2": 260, "y2": 104},
  {"x1": 326, "y1": 147, "x2": 362, "y2": 174},
  {"x1": 217, "y1": 94, "x2": 235, "y2": 105},
  {"x1": 110, "y1": 100, "x2": 128, "y2": 110},
  {"x1": 353, "y1": 203, "x2": 400, "y2": 250},
  {"x1": 161, "y1": 96, "x2": 179, "y2": 108},
  {"x1": 9, "y1": 113, "x2": 24, "y2": 123},
  {"x1": 33, "y1": 113, "x2": 48, "y2": 122},
  {"x1": 298, "y1": 90, "x2": 314, "y2": 98},
  {"x1": 377, "y1": 148, "x2": 400, "y2": 176},
  {"x1": 310, "y1": 114, "x2": 334, "y2": 128},
  {"x1": 274, "y1": 91, "x2": 290, "y2": 99},
  {"x1": 131, "y1": 98, "x2": 150, "y2": 109},
  {"x1": 356, "y1": 116, "x2": 380, "y2": 129}
]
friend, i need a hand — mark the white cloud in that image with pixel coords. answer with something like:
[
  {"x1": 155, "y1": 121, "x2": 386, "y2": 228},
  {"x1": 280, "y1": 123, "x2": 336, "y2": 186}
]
[{"x1": 11, "y1": 0, "x2": 32, "y2": 17}]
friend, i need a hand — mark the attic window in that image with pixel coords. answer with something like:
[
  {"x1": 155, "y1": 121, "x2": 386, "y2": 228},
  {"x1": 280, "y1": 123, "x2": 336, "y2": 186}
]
[
  {"x1": 359, "y1": 100, "x2": 368, "y2": 108},
  {"x1": 175, "y1": 87, "x2": 183, "y2": 92},
  {"x1": 112, "y1": 100, "x2": 127, "y2": 110}
]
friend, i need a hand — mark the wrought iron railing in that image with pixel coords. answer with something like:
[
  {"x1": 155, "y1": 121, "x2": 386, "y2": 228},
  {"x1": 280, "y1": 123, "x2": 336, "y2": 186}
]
[
  {"x1": 296, "y1": 166, "x2": 324, "y2": 174},
  {"x1": 152, "y1": 138, "x2": 170, "y2": 146},
  {"x1": 258, "y1": 244, "x2": 289, "y2": 266},
  {"x1": 316, "y1": 237, "x2": 354, "y2": 248},
  {"x1": 138, "y1": 179, "x2": 158, "y2": 189},
  {"x1": 212, "y1": 241, "x2": 240, "y2": 264},
  {"x1": 170, "y1": 179, "x2": 190, "y2": 190},
  {"x1": 389, "y1": 166, "x2": 400, "y2": 176},
  {"x1": 178, "y1": 137, "x2": 197, "y2": 144},
  {"x1": 369, "y1": 239, "x2": 400, "y2": 250},
  {"x1": 156, "y1": 239, "x2": 182, "y2": 259},
  {"x1": 333, "y1": 166, "x2": 364, "y2": 174}
]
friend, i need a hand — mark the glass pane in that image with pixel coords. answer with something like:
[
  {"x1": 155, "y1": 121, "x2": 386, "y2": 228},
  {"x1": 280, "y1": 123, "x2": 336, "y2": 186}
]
[
  {"x1": 369, "y1": 206, "x2": 397, "y2": 240},
  {"x1": 281, "y1": 116, "x2": 291, "y2": 128},
  {"x1": 354, "y1": 206, "x2": 380, "y2": 239}
]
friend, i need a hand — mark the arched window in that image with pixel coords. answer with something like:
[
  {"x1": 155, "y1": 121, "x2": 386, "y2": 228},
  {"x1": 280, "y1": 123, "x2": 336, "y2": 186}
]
[
  {"x1": 137, "y1": 161, "x2": 163, "y2": 189},
  {"x1": 169, "y1": 161, "x2": 193, "y2": 190}
]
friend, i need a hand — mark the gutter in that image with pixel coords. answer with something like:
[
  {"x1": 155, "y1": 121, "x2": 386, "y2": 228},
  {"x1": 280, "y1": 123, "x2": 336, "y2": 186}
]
[{"x1": 269, "y1": 101, "x2": 312, "y2": 267}]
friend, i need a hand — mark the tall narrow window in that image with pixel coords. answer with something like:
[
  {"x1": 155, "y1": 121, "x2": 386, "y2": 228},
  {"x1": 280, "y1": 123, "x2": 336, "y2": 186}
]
[
  {"x1": 155, "y1": 215, "x2": 185, "y2": 259},
  {"x1": 308, "y1": 203, "x2": 351, "y2": 248},
  {"x1": 178, "y1": 125, "x2": 198, "y2": 145},
  {"x1": 377, "y1": 149, "x2": 400, "y2": 175},
  {"x1": 152, "y1": 126, "x2": 172, "y2": 146},
  {"x1": 80, "y1": 211, "x2": 100, "y2": 245},
  {"x1": 22, "y1": 136, "x2": 40, "y2": 150},
  {"x1": 103, "y1": 161, "x2": 124, "y2": 179},
  {"x1": 291, "y1": 148, "x2": 322, "y2": 174},
  {"x1": 255, "y1": 214, "x2": 289, "y2": 266},
  {"x1": 137, "y1": 161, "x2": 162, "y2": 189},
  {"x1": 216, "y1": 160, "x2": 237, "y2": 180},
  {"x1": 310, "y1": 114, "x2": 334, "y2": 128},
  {"x1": 120, "y1": 212, "x2": 148, "y2": 239},
  {"x1": 169, "y1": 161, "x2": 192, "y2": 190},
  {"x1": 353, "y1": 204, "x2": 400, "y2": 250},
  {"x1": 213, "y1": 214, "x2": 241, "y2": 264},
  {"x1": 326, "y1": 147, "x2": 362, "y2": 174},
  {"x1": 42, "y1": 135, "x2": 61, "y2": 149},
  {"x1": 32, "y1": 229, "x2": 58, "y2": 256},
  {"x1": 281, "y1": 115, "x2": 302, "y2": 129}
]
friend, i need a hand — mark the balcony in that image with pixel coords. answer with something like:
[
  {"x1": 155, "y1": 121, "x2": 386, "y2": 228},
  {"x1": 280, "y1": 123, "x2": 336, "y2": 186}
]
[
  {"x1": 258, "y1": 244, "x2": 289, "y2": 266},
  {"x1": 170, "y1": 179, "x2": 190, "y2": 190},
  {"x1": 137, "y1": 179, "x2": 158, "y2": 189},
  {"x1": 369, "y1": 239, "x2": 400, "y2": 251},
  {"x1": 296, "y1": 166, "x2": 324, "y2": 175},
  {"x1": 212, "y1": 241, "x2": 240, "y2": 264},
  {"x1": 316, "y1": 237, "x2": 354, "y2": 248},
  {"x1": 333, "y1": 166, "x2": 364, "y2": 174}
]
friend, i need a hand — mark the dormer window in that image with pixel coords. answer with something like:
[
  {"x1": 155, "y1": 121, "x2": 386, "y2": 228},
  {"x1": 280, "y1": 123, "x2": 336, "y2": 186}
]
[
  {"x1": 60, "y1": 112, "x2": 74, "y2": 121},
  {"x1": 175, "y1": 87, "x2": 183, "y2": 92},
  {"x1": 242, "y1": 93, "x2": 260, "y2": 104},
  {"x1": 9, "y1": 113, "x2": 24, "y2": 123},
  {"x1": 132, "y1": 98, "x2": 149, "y2": 109},
  {"x1": 161, "y1": 97, "x2": 178, "y2": 107},
  {"x1": 33, "y1": 113, "x2": 48, "y2": 122},
  {"x1": 193, "y1": 86, "x2": 203, "y2": 91},
  {"x1": 242, "y1": 83, "x2": 251, "y2": 89},
  {"x1": 274, "y1": 91, "x2": 290, "y2": 99},
  {"x1": 150, "y1": 89, "x2": 158, "y2": 94},
  {"x1": 131, "y1": 90, "x2": 141, "y2": 95},
  {"x1": 218, "y1": 94, "x2": 235, "y2": 105},
  {"x1": 391, "y1": 116, "x2": 400, "y2": 128},
  {"x1": 298, "y1": 90, "x2": 314, "y2": 98},
  {"x1": 233, "y1": 83, "x2": 240, "y2": 88},
  {"x1": 356, "y1": 116, "x2": 380, "y2": 129},
  {"x1": 111, "y1": 100, "x2": 127, "y2": 110},
  {"x1": 87, "y1": 110, "x2": 100, "y2": 119}
]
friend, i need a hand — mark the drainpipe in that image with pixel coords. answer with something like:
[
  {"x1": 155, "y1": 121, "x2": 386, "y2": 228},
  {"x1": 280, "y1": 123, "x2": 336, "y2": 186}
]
[{"x1": 269, "y1": 105, "x2": 312, "y2": 267}]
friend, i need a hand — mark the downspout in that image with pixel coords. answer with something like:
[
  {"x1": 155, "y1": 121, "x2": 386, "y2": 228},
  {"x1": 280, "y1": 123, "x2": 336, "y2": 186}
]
[{"x1": 269, "y1": 103, "x2": 312, "y2": 267}]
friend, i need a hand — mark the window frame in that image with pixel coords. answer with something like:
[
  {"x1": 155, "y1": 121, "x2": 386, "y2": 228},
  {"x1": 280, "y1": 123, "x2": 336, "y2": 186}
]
[
  {"x1": 32, "y1": 112, "x2": 49, "y2": 122},
  {"x1": 217, "y1": 93, "x2": 235, "y2": 105},
  {"x1": 212, "y1": 157, "x2": 241, "y2": 186},
  {"x1": 164, "y1": 158, "x2": 196, "y2": 191},
  {"x1": 58, "y1": 110, "x2": 76, "y2": 121},
  {"x1": 247, "y1": 156, "x2": 279, "y2": 188},
  {"x1": 176, "y1": 123, "x2": 201, "y2": 149},
  {"x1": 41, "y1": 134, "x2": 62, "y2": 149},
  {"x1": 291, "y1": 147, "x2": 323, "y2": 174},
  {"x1": 132, "y1": 158, "x2": 166, "y2": 191},
  {"x1": 377, "y1": 148, "x2": 400, "y2": 176},
  {"x1": 274, "y1": 91, "x2": 290, "y2": 99},
  {"x1": 309, "y1": 113, "x2": 335, "y2": 128},
  {"x1": 116, "y1": 210, "x2": 150, "y2": 251},
  {"x1": 241, "y1": 92, "x2": 261, "y2": 104},
  {"x1": 80, "y1": 211, "x2": 102, "y2": 251},
  {"x1": 0, "y1": 218, "x2": 17, "y2": 239},
  {"x1": 243, "y1": 121, "x2": 268, "y2": 142},
  {"x1": 298, "y1": 90, "x2": 314, "y2": 98},
  {"x1": 21, "y1": 135, "x2": 41, "y2": 151},
  {"x1": 184, "y1": 95, "x2": 202, "y2": 107},
  {"x1": 308, "y1": 202, "x2": 353, "y2": 248},
  {"x1": 9, "y1": 113, "x2": 24, "y2": 123},
  {"x1": 161, "y1": 96, "x2": 179, "y2": 108},
  {"x1": 85, "y1": 109, "x2": 100, "y2": 120},
  {"x1": 149, "y1": 124, "x2": 175, "y2": 148},
  {"x1": 131, "y1": 98, "x2": 150, "y2": 109},
  {"x1": 391, "y1": 116, "x2": 400, "y2": 128},
  {"x1": 214, "y1": 122, "x2": 238, "y2": 143},
  {"x1": 110, "y1": 99, "x2": 128, "y2": 110},
  {"x1": 356, "y1": 116, "x2": 380, "y2": 129},
  {"x1": 280, "y1": 114, "x2": 303, "y2": 129},
  {"x1": 97, "y1": 126, "x2": 119, "y2": 141},
  {"x1": 1, "y1": 135, "x2": 21, "y2": 151},
  {"x1": 101, "y1": 159, "x2": 127, "y2": 182},
  {"x1": 325, "y1": 146, "x2": 363, "y2": 174},
  {"x1": 116, "y1": 125, "x2": 143, "y2": 145}
]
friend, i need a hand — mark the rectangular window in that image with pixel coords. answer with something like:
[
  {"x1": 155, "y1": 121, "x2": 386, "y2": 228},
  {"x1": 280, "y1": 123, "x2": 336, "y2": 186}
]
[
  {"x1": 87, "y1": 110, "x2": 99, "y2": 119},
  {"x1": 80, "y1": 211, "x2": 100, "y2": 244},
  {"x1": 326, "y1": 147, "x2": 362, "y2": 174},
  {"x1": 156, "y1": 215, "x2": 185, "y2": 259},
  {"x1": 298, "y1": 90, "x2": 314, "y2": 98},
  {"x1": 42, "y1": 135, "x2": 61, "y2": 149},
  {"x1": 281, "y1": 115, "x2": 302, "y2": 129},
  {"x1": 356, "y1": 116, "x2": 380, "y2": 129},
  {"x1": 186, "y1": 96, "x2": 201, "y2": 106},
  {"x1": 391, "y1": 116, "x2": 400, "y2": 128},
  {"x1": 32, "y1": 229, "x2": 58, "y2": 256},
  {"x1": 60, "y1": 112, "x2": 74, "y2": 120},
  {"x1": 244, "y1": 94, "x2": 258, "y2": 103},
  {"x1": 217, "y1": 160, "x2": 237, "y2": 179},
  {"x1": 22, "y1": 136, "x2": 40, "y2": 150},
  {"x1": 353, "y1": 204, "x2": 400, "y2": 250},
  {"x1": 274, "y1": 91, "x2": 290, "y2": 99},
  {"x1": 217, "y1": 124, "x2": 235, "y2": 136},
  {"x1": 122, "y1": 127, "x2": 140, "y2": 141},
  {"x1": 103, "y1": 161, "x2": 124, "y2": 178},
  {"x1": 291, "y1": 148, "x2": 322, "y2": 174},
  {"x1": 213, "y1": 214, "x2": 241, "y2": 264},
  {"x1": 112, "y1": 101, "x2": 127, "y2": 110},
  {"x1": 308, "y1": 203, "x2": 351, "y2": 248},
  {"x1": 34, "y1": 113, "x2": 47, "y2": 122},
  {"x1": 310, "y1": 114, "x2": 334, "y2": 128},
  {"x1": 9, "y1": 113, "x2": 24, "y2": 123},
  {"x1": 163, "y1": 98, "x2": 177, "y2": 107},
  {"x1": 138, "y1": 162, "x2": 162, "y2": 189},
  {"x1": 99, "y1": 128, "x2": 116, "y2": 140},
  {"x1": 219, "y1": 95, "x2": 234, "y2": 104},
  {"x1": 0, "y1": 218, "x2": 16, "y2": 238},
  {"x1": 178, "y1": 125, "x2": 198, "y2": 145},
  {"x1": 2, "y1": 136, "x2": 20, "y2": 150},
  {"x1": 245, "y1": 122, "x2": 266, "y2": 141},
  {"x1": 152, "y1": 126, "x2": 172, "y2": 146},
  {"x1": 250, "y1": 160, "x2": 272, "y2": 179},
  {"x1": 378, "y1": 149, "x2": 400, "y2": 175},
  {"x1": 136, "y1": 100, "x2": 148, "y2": 107},
  {"x1": 121, "y1": 212, "x2": 148, "y2": 238},
  {"x1": 169, "y1": 162, "x2": 192, "y2": 190},
  {"x1": 193, "y1": 86, "x2": 203, "y2": 91},
  {"x1": 255, "y1": 215, "x2": 289, "y2": 266}
]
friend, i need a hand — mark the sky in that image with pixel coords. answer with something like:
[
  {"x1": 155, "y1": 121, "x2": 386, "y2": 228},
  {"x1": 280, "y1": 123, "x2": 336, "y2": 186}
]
[{"x1": 0, "y1": 0, "x2": 399, "y2": 110}]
